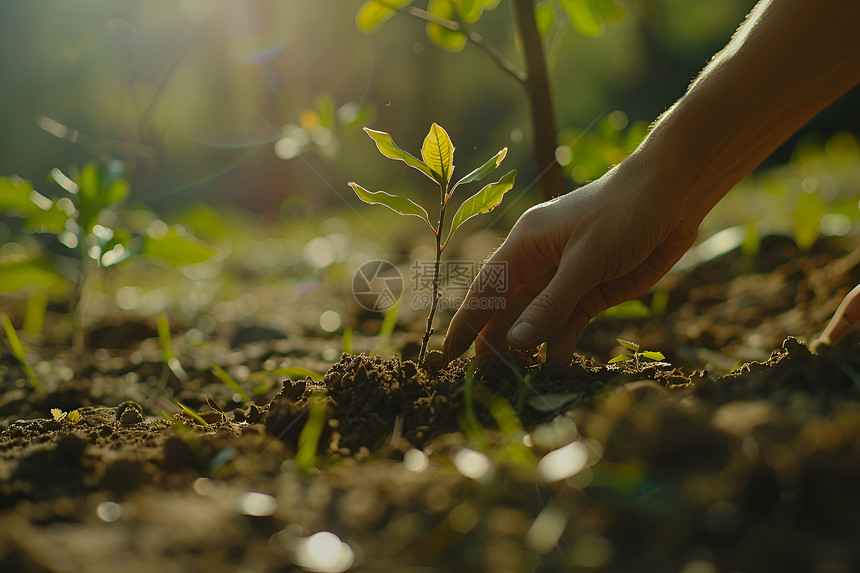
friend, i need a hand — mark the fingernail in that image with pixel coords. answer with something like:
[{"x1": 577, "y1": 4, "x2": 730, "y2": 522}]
[{"x1": 509, "y1": 321, "x2": 536, "y2": 345}]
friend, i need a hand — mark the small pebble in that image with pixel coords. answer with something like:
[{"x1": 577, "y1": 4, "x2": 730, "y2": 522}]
[{"x1": 120, "y1": 408, "x2": 144, "y2": 426}]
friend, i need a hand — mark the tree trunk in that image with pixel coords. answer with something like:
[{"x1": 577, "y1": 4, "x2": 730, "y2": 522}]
[{"x1": 511, "y1": 0, "x2": 566, "y2": 201}]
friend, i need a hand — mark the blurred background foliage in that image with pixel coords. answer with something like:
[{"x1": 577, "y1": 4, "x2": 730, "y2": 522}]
[
  {"x1": 2, "y1": 0, "x2": 858, "y2": 212},
  {"x1": 0, "y1": 0, "x2": 825, "y2": 211},
  {"x1": 1, "y1": 0, "x2": 860, "y2": 344}
]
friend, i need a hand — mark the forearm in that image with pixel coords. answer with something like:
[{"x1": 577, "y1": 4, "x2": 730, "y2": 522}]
[{"x1": 635, "y1": 0, "x2": 860, "y2": 226}]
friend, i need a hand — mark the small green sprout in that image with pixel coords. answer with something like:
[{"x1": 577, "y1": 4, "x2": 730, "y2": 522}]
[
  {"x1": 349, "y1": 123, "x2": 516, "y2": 364},
  {"x1": 608, "y1": 338, "x2": 665, "y2": 369},
  {"x1": 51, "y1": 408, "x2": 81, "y2": 424}
]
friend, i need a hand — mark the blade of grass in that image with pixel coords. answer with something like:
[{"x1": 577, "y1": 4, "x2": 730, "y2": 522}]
[
  {"x1": 211, "y1": 364, "x2": 251, "y2": 403},
  {"x1": 296, "y1": 393, "x2": 327, "y2": 473},
  {"x1": 157, "y1": 311, "x2": 174, "y2": 363},
  {"x1": 257, "y1": 367, "x2": 325, "y2": 382},
  {"x1": 342, "y1": 326, "x2": 353, "y2": 355},
  {"x1": 176, "y1": 400, "x2": 208, "y2": 426},
  {"x1": 2, "y1": 312, "x2": 41, "y2": 392},
  {"x1": 370, "y1": 300, "x2": 400, "y2": 356}
]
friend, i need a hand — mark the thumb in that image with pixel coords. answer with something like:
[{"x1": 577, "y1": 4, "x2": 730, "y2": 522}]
[{"x1": 507, "y1": 270, "x2": 579, "y2": 348}]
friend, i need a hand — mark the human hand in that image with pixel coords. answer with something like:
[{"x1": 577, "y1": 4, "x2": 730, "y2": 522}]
[{"x1": 442, "y1": 156, "x2": 698, "y2": 371}]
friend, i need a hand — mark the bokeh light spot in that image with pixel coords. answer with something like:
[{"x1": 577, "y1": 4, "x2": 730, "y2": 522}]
[
  {"x1": 96, "y1": 501, "x2": 122, "y2": 523},
  {"x1": 820, "y1": 213, "x2": 852, "y2": 236},
  {"x1": 403, "y1": 448, "x2": 429, "y2": 472},
  {"x1": 451, "y1": 447, "x2": 491, "y2": 480},
  {"x1": 525, "y1": 504, "x2": 568, "y2": 554},
  {"x1": 294, "y1": 531, "x2": 355, "y2": 573},
  {"x1": 303, "y1": 236, "x2": 337, "y2": 268},
  {"x1": 238, "y1": 492, "x2": 278, "y2": 516},
  {"x1": 608, "y1": 110, "x2": 629, "y2": 131},
  {"x1": 319, "y1": 310, "x2": 341, "y2": 333},
  {"x1": 538, "y1": 440, "x2": 589, "y2": 482},
  {"x1": 448, "y1": 503, "x2": 479, "y2": 533}
]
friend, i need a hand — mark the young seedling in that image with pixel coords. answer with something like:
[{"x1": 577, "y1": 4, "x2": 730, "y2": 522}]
[
  {"x1": 608, "y1": 338, "x2": 665, "y2": 370},
  {"x1": 51, "y1": 408, "x2": 82, "y2": 424},
  {"x1": 349, "y1": 123, "x2": 516, "y2": 364},
  {"x1": 0, "y1": 162, "x2": 216, "y2": 348}
]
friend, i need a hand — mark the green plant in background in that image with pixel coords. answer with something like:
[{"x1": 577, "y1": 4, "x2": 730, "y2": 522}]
[
  {"x1": 0, "y1": 161, "x2": 217, "y2": 347},
  {"x1": 349, "y1": 123, "x2": 516, "y2": 364},
  {"x1": 608, "y1": 338, "x2": 665, "y2": 369},
  {"x1": 356, "y1": 0, "x2": 625, "y2": 201},
  {"x1": 2, "y1": 312, "x2": 41, "y2": 392}
]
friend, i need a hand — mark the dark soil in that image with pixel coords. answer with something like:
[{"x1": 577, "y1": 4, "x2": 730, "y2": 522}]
[{"x1": 3, "y1": 236, "x2": 860, "y2": 572}]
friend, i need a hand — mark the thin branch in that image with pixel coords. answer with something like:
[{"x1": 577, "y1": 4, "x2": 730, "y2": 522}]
[{"x1": 398, "y1": 5, "x2": 527, "y2": 84}]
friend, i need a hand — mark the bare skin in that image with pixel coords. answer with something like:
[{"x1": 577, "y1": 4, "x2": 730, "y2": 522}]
[{"x1": 443, "y1": 0, "x2": 860, "y2": 370}]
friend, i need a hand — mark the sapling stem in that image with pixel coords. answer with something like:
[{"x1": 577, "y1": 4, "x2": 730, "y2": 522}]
[{"x1": 418, "y1": 193, "x2": 447, "y2": 364}]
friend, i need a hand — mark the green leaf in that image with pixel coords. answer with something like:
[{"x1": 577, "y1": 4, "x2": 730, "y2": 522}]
[
  {"x1": 105, "y1": 178, "x2": 129, "y2": 205},
  {"x1": 559, "y1": 0, "x2": 624, "y2": 37},
  {"x1": 444, "y1": 170, "x2": 515, "y2": 247},
  {"x1": 421, "y1": 123, "x2": 455, "y2": 185},
  {"x1": 616, "y1": 338, "x2": 640, "y2": 353},
  {"x1": 0, "y1": 258, "x2": 65, "y2": 292},
  {"x1": 143, "y1": 225, "x2": 217, "y2": 266},
  {"x1": 0, "y1": 177, "x2": 35, "y2": 212},
  {"x1": 76, "y1": 162, "x2": 129, "y2": 234},
  {"x1": 640, "y1": 351, "x2": 665, "y2": 362},
  {"x1": 607, "y1": 354, "x2": 631, "y2": 364},
  {"x1": 362, "y1": 127, "x2": 436, "y2": 182},
  {"x1": 589, "y1": 0, "x2": 624, "y2": 23},
  {"x1": 356, "y1": 0, "x2": 411, "y2": 32},
  {"x1": 450, "y1": 147, "x2": 507, "y2": 195},
  {"x1": 349, "y1": 182, "x2": 434, "y2": 233},
  {"x1": 78, "y1": 163, "x2": 99, "y2": 202},
  {"x1": 426, "y1": 0, "x2": 467, "y2": 52},
  {"x1": 24, "y1": 202, "x2": 69, "y2": 234},
  {"x1": 599, "y1": 299, "x2": 650, "y2": 319},
  {"x1": 535, "y1": 0, "x2": 555, "y2": 36},
  {"x1": 456, "y1": 0, "x2": 501, "y2": 23},
  {"x1": 559, "y1": 0, "x2": 602, "y2": 36}
]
